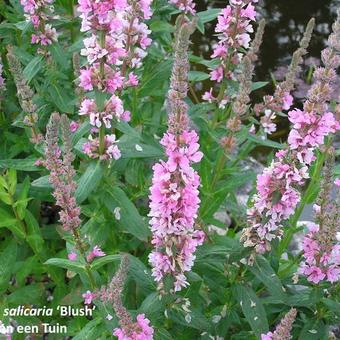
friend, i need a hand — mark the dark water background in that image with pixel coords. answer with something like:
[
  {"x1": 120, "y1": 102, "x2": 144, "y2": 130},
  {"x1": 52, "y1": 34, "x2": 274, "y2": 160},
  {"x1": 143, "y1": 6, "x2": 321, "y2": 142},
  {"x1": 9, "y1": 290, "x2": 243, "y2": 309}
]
[{"x1": 192, "y1": 0, "x2": 338, "y2": 92}]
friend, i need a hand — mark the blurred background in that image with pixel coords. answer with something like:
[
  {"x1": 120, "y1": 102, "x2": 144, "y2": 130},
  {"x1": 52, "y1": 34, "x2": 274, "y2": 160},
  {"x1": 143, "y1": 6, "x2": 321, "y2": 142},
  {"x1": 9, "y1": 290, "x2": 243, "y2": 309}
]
[{"x1": 193, "y1": 0, "x2": 339, "y2": 101}]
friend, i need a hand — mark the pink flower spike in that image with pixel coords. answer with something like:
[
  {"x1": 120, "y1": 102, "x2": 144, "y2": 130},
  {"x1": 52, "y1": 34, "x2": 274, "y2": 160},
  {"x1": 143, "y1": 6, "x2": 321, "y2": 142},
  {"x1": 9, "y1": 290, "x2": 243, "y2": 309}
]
[{"x1": 68, "y1": 252, "x2": 78, "y2": 261}]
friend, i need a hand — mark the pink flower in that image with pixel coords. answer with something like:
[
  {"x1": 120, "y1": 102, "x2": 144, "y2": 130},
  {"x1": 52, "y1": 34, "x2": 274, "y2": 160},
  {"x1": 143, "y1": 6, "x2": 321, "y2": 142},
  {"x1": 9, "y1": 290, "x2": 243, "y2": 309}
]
[
  {"x1": 113, "y1": 313, "x2": 154, "y2": 340},
  {"x1": 86, "y1": 245, "x2": 106, "y2": 262},
  {"x1": 79, "y1": 69, "x2": 93, "y2": 91},
  {"x1": 169, "y1": 0, "x2": 196, "y2": 15},
  {"x1": 210, "y1": 66, "x2": 224, "y2": 82},
  {"x1": 82, "y1": 290, "x2": 95, "y2": 304},
  {"x1": 70, "y1": 121, "x2": 79, "y2": 133},
  {"x1": 241, "y1": 3, "x2": 256, "y2": 21},
  {"x1": 305, "y1": 266, "x2": 326, "y2": 284},
  {"x1": 282, "y1": 92, "x2": 293, "y2": 110},
  {"x1": 68, "y1": 252, "x2": 78, "y2": 261},
  {"x1": 202, "y1": 88, "x2": 216, "y2": 103},
  {"x1": 211, "y1": 44, "x2": 228, "y2": 59},
  {"x1": 261, "y1": 332, "x2": 273, "y2": 340},
  {"x1": 334, "y1": 178, "x2": 340, "y2": 187},
  {"x1": 326, "y1": 267, "x2": 340, "y2": 283}
]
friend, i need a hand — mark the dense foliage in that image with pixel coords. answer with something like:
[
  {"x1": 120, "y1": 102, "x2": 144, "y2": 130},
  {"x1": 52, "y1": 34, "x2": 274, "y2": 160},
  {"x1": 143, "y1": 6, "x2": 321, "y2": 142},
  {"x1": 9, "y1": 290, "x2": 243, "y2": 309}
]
[{"x1": 0, "y1": 0, "x2": 339, "y2": 339}]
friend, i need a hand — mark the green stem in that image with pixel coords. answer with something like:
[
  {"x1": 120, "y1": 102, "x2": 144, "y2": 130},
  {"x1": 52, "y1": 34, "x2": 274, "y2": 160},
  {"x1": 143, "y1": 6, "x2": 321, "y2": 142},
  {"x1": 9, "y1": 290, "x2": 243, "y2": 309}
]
[
  {"x1": 85, "y1": 265, "x2": 96, "y2": 290},
  {"x1": 73, "y1": 229, "x2": 97, "y2": 289},
  {"x1": 98, "y1": 125, "x2": 106, "y2": 155}
]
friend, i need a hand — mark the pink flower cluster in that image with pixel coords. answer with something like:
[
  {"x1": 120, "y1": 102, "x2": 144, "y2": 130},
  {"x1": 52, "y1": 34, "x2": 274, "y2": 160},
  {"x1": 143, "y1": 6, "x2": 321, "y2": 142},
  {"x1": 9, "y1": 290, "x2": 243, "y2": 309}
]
[
  {"x1": 203, "y1": 0, "x2": 258, "y2": 105},
  {"x1": 79, "y1": 96, "x2": 131, "y2": 128},
  {"x1": 148, "y1": 130, "x2": 205, "y2": 292},
  {"x1": 287, "y1": 109, "x2": 337, "y2": 149},
  {"x1": 20, "y1": 0, "x2": 58, "y2": 45},
  {"x1": 242, "y1": 108, "x2": 338, "y2": 254},
  {"x1": 113, "y1": 314, "x2": 154, "y2": 340},
  {"x1": 168, "y1": 0, "x2": 196, "y2": 15},
  {"x1": 77, "y1": 0, "x2": 153, "y2": 160},
  {"x1": 83, "y1": 134, "x2": 121, "y2": 160},
  {"x1": 298, "y1": 222, "x2": 340, "y2": 284}
]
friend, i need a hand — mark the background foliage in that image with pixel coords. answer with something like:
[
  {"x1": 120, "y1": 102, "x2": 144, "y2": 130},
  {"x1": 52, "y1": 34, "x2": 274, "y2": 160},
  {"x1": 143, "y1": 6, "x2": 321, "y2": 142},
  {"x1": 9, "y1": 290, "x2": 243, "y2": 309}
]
[{"x1": 0, "y1": 0, "x2": 339, "y2": 339}]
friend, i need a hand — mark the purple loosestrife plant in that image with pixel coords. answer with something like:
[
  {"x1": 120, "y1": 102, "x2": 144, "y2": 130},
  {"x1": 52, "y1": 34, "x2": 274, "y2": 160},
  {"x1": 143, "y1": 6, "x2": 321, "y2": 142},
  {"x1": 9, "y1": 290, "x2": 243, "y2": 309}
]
[
  {"x1": 77, "y1": 0, "x2": 153, "y2": 161},
  {"x1": 298, "y1": 149, "x2": 340, "y2": 284},
  {"x1": 20, "y1": 0, "x2": 58, "y2": 46},
  {"x1": 219, "y1": 18, "x2": 265, "y2": 154},
  {"x1": 99, "y1": 255, "x2": 154, "y2": 339},
  {"x1": 6, "y1": 46, "x2": 43, "y2": 144},
  {"x1": 261, "y1": 308, "x2": 297, "y2": 340},
  {"x1": 2, "y1": 0, "x2": 340, "y2": 337},
  {"x1": 255, "y1": 18, "x2": 315, "y2": 136},
  {"x1": 202, "y1": 0, "x2": 258, "y2": 107},
  {"x1": 148, "y1": 16, "x2": 205, "y2": 293},
  {"x1": 241, "y1": 13, "x2": 340, "y2": 257},
  {"x1": 45, "y1": 113, "x2": 97, "y2": 290},
  {"x1": 44, "y1": 112, "x2": 81, "y2": 232}
]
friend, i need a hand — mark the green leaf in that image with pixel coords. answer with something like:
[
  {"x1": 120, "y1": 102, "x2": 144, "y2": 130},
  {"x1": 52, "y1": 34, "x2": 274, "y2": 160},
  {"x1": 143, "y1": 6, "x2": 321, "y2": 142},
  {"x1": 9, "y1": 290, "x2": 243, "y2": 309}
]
[
  {"x1": 150, "y1": 20, "x2": 174, "y2": 32},
  {"x1": 103, "y1": 187, "x2": 150, "y2": 241},
  {"x1": 232, "y1": 284, "x2": 269, "y2": 336},
  {"x1": 322, "y1": 298, "x2": 340, "y2": 317},
  {"x1": 6, "y1": 284, "x2": 44, "y2": 305},
  {"x1": 0, "y1": 158, "x2": 39, "y2": 171},
  {"x1": 49, "y1": 84, "x2": 74, "y2": 113},
  {"x1": 247, "y1": 135, "x2": 285, "y2": 149},
  {"x1": 299, "y1": 319, "x2": 326, "y2": 340},
  {"x1": 31, "y1": 175, "x2": 52, "y2": 189},
  {"x1": 188, "y1": 71, "x2": 210, "y2": 82},
  {"x1": 91, "y1": 254, "x2": 121, "y2": 270},
  {"x1": 75, "y1": 161, "x2": 103, "y2": 204},
  {"x1": 24, "y1": 210, "x2": 44, "y2": 255},
  {"x1": 197, "y1": 8, "x2": 220, "y2": 34},
  {"x1": 139, "y1": 292, "x2": 164, "y2": 315},
  {"x1": 139, "y1": 60, "x2": 172, "y2": 97},
  {"x1": 7, "y1": 168, "x2": 17, "y2": 195},
  {"x1": 45, "y1": 258, "x2": 86, "y2": 274},
  {"x1": 197, "y1": 8, "x2": 221, "y2": 23},
  {"x1": 119, "y1": 140, "x2": 163, "y2": 159},
  {"x1": 23, "y1": 55, "x2": 44, "y2": 83},
  {"x1": 0, "y1": 207, "x2": 25, "y2": 238},
  {"x1": 16, "y1": 176, "x2": 30, "y2": 220},
  {"x1": 48, "y1": 43, "x2": 70, "y2": 70},
  {"x1": 251, "y1": 82, "x2": 269, "y2": 91},
  {"x1": 0, "y1": 192, "x2": 12, "y2": 205},
  {"x1": 0, "y1": 240, "x2": 17, "y2": 289},
  {"x1": 247, "y1": 256, "x2": 285, "y2": 300},
  {"x1": 72, "y1": 318, "x2": 102, "y2": 340},
  {"x1": 92, "y1": 254, "x2": 155, "y2": 293}
]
